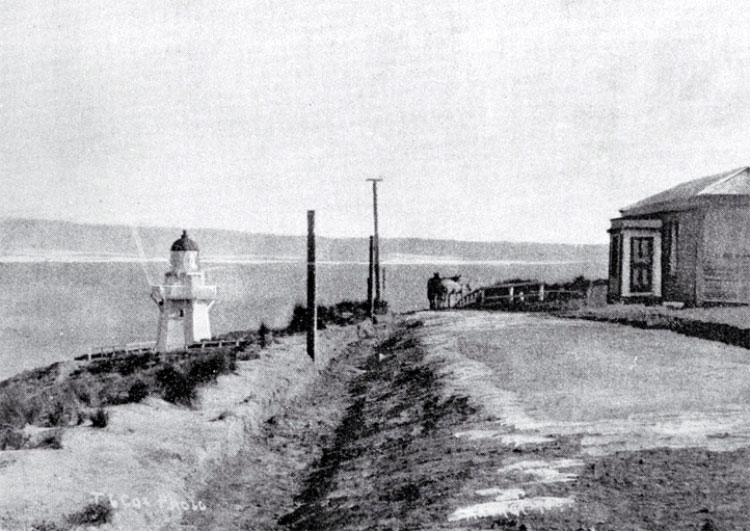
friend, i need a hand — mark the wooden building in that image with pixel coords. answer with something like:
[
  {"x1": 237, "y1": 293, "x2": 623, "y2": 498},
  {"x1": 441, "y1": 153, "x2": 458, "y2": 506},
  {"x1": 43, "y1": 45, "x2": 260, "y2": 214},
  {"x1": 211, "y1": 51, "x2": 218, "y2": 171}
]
[{"x1": 608, "y1": 167, "x2": 750, "y2": 306}]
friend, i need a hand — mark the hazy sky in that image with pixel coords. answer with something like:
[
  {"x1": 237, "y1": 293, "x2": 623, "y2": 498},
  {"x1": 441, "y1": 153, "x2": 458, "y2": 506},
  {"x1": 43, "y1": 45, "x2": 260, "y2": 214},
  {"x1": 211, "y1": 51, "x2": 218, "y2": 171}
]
[{"x1": 3, "y1": 1, "x2": 750, "y2": 244}]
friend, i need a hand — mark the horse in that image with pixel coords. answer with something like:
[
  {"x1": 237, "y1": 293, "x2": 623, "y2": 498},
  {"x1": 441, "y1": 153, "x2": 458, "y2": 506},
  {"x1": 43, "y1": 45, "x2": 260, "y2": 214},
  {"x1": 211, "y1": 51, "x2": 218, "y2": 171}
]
[
  {"x1": 436, "y1": 275, "x2": 472, "y2": 309},
  {"x1": 427, "y1": 273, "x2": 443, "y2": 310}
]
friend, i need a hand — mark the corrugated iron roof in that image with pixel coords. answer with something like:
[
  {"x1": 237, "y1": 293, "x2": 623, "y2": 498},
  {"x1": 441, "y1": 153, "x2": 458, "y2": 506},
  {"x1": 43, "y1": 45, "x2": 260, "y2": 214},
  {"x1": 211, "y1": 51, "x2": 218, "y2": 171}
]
[{"x1": 620, "y1": 167, "x2": 750, "y2": 216}]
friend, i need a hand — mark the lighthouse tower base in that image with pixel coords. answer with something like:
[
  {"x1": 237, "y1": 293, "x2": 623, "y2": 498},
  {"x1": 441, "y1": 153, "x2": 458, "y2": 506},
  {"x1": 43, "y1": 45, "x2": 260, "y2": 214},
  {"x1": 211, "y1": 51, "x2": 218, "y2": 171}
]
[{"x1": 154, "y1": 296, "x2": 214, "y2": 352}]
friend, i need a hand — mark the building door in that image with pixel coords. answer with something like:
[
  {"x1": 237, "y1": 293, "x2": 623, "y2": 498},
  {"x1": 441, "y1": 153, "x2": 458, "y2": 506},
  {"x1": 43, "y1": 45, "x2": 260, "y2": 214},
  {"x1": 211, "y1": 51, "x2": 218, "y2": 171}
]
[{"x1": 630, "y1": 237, "x2": 654, "y2": 293}]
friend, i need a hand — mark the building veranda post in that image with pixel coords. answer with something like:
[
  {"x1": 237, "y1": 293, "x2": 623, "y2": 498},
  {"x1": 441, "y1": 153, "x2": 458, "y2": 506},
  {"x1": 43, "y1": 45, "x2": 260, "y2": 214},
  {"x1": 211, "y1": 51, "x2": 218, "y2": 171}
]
[{"x1": 608, "y1": 167, "x2": 750, "y2": 306}]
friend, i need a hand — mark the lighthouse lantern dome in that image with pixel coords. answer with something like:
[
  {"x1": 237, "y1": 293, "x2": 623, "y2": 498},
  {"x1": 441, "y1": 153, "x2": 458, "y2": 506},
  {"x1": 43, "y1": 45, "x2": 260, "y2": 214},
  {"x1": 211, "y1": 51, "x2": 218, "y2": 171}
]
[{"x1": 169, "y1": 230, "x2": 200, "y2": 272}]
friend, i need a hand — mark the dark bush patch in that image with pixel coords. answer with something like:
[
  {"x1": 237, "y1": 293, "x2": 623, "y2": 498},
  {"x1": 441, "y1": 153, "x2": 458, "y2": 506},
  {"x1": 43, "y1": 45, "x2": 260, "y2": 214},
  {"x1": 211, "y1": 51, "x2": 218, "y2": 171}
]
[
  {"x1": 284, "y1": 300, "x2": 375, "y2": 336},
  {"x1": 187, "y1": 352, "x2": 233, "y2": 385},
  {"x1": 258, "y1": 322, "x2": 271, "y2": 348},
  {"x1": 156, "y1": 365, "x2": 197, "y2": 406},
  {"x1": 0, "y1": 390, "x2": 32, "y2": 427},
  {"x1": 225, "y1": 351, "x2": 237, "y2": 373},
  {"x1": 235, "y1": 345, "x2": 260, "y2": 361},
  {"x1": 70, "y1": 381, "x2": 93, "y2": 406},
  {"x1": 65, "y1": 499, "x2": 113, "y2": 527},
  {"x1": 29, "y1": 429, "x2": 63, "y2": 450},
  {"x1": 0, "y1": 428, "x2": 29, "y2": 450},
  {"x1": 90, "y1": 408, "x2": 109, "y2": 428},
  {"x1": 127, "y1": 380, "x2": 149, "y2": 403},
  {"x1": 287, "y1": 304, "x2": 308, "y2": 335},
  {"x1": 114, "y1": 352, "x2": 156, "y2": 376},
  {"x1": 86, "y1": 359, "x2": 116, "y2": 375},
  {"x1": 44, "y1": 400, "x2": 67, "y2": 427}
]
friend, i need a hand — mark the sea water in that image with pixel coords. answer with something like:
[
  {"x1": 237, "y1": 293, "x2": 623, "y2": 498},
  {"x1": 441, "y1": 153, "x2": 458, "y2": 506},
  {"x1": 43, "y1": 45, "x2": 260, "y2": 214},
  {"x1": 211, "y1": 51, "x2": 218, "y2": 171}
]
[{"x1": 0, "y1": 259, "x2": 605, "y2": 379}]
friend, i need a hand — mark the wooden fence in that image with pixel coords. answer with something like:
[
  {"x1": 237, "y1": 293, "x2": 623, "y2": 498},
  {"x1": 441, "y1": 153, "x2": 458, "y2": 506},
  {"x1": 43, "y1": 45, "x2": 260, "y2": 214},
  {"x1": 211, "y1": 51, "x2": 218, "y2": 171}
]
[
  {"x1": 74, "y1": 339, "x2": 248, "y2": 362},
  {"x1": 455, "y1": 282, "x2": 585, "y2": 310}
]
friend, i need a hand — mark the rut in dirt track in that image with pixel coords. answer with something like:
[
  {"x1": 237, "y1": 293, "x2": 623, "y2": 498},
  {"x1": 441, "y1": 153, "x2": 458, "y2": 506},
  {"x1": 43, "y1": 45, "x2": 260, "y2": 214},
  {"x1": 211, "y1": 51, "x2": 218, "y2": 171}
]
[{"x1": 279, "y1": 323, "x2": 478, "y2": 530}]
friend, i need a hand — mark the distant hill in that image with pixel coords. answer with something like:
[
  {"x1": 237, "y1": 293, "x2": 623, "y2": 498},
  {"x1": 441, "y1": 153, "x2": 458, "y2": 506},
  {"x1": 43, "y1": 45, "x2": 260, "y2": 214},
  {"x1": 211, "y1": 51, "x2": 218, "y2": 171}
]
[{"x1": 0, "y1": 218, "x2": 608, "y2": 264}]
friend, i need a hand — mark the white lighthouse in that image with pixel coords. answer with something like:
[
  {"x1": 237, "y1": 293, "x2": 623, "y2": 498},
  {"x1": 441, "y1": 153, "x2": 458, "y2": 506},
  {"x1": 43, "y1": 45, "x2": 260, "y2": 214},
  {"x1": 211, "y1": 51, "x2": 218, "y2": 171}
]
[{"x1": 151, "y1": 231, "x2": 217, "y2": 352}]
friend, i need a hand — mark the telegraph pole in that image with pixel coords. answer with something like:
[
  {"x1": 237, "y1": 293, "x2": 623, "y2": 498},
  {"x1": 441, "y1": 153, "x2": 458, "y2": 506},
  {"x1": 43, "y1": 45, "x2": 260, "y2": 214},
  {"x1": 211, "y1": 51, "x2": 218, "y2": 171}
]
[
  {"x1": 367, "y1": 235, "x2": 375, "y2": 317},
  {"x1": 306, "y1": 210, "x2": 316, "y2": 361},
  {"x1": 366, "y1": 178, "x2": 383, "y2": 307}
]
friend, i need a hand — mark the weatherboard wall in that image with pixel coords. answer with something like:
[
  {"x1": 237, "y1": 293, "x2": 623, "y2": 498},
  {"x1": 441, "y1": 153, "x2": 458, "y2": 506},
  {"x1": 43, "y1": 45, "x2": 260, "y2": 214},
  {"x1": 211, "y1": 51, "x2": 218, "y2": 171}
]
[
  {"x1": 659, "y1": 209, "x2": 701, "y2": 306},
  {"x1": 700, "y1": 205, "x2": 750, "y2": 304}
]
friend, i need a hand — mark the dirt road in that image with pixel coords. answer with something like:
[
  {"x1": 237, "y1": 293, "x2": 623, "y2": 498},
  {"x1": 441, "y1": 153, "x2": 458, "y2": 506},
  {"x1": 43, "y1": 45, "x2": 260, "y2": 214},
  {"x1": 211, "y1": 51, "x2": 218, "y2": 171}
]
[
  {"x1": 424, "y1": 311, "x2": 750, "y2": 452},
  {"x1": 418, "y1": 311, "x2": 750, "y2": 529}
]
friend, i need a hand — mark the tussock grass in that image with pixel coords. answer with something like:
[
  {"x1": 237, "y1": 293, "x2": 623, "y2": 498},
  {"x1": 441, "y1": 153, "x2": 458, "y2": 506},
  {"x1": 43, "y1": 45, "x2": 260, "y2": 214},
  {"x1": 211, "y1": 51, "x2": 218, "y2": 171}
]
[{"x1": 0, "y1": 347, "x2": 240, "y2": 445}]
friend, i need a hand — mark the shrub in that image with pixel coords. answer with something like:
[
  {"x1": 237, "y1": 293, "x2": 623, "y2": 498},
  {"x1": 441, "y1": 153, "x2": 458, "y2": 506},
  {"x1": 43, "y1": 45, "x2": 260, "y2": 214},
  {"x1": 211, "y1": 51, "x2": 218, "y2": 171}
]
[
  {"x1": 258, "y1": 322, "x2": 270, "y2": 348},
  {"x1": 127, "y1": 380, "x2": 150, "y2": 403},
  {"x1": 44, "y1": 400, "x2": 67, "y2": 427},
  {"x1": 0, "y1": 389, "x2": 31, "y2": 428},
  {"x1": 86, "y1": 359, "x2": 116, "y2": 375},
  {"x1": 0, "y1": 428, "x2": 29, "y2": 450},
  {"x1": 70, "y1": 380, "x2": 93, "y2": 406},
  {"x1": 187, "y1": 353, "x2": 226, "y2": 385},
  {"x1": 29, "y1": 429, "x2": 63, "y2": 450},
  {"x1": 225, "y1": 350, "x2": 237, "y2": 373},
  {"x1": 286, "y1": 304, "x2": 307, "y2": 334},
  {"x1": 115, "y1": 352, "x2": 155, "y2": 376},
  {"x1": 285, "y1": 300, "x2": 374, "y2": 334},
  {"x1": 235, "y1": 344, "x2": 260, "y2": 361},
  {"x1": 156, "y1": 365, "x2": 197, "y2": 406},
  {"x1": 65, "y1": 499, "x2": 113, "y2": 526},
  {"x1": 90, "y1": 408, "x2": 109, "y2": 428}
]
